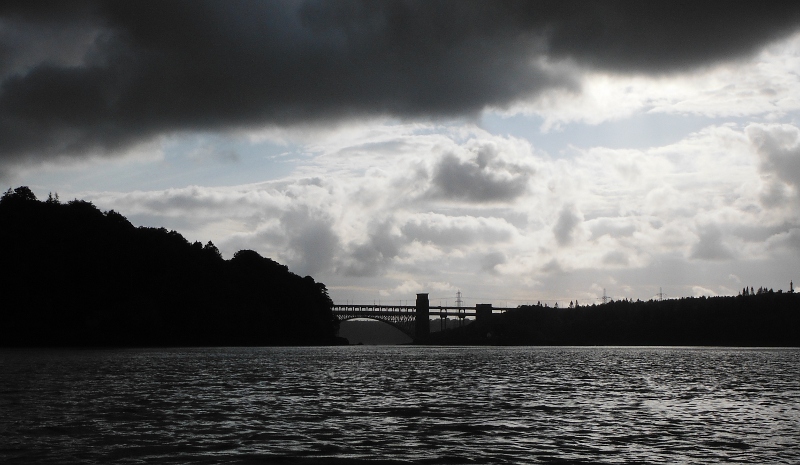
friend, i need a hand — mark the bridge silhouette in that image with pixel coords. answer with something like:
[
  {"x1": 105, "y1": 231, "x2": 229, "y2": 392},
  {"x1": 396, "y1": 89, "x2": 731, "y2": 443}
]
[{"x1": 333, "y1": 293, "x2": 514, "y2": 341}]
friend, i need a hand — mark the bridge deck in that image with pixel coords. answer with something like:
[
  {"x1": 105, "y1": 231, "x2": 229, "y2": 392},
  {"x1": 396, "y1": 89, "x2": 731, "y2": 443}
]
[{"x1": 332, "y1": 304, "x2": 516, "y2": 317}]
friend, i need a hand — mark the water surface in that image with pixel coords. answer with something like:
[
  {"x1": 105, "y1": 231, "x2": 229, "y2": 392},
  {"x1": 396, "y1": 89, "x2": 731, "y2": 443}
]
[{"x1": 1, "y1": 346, "x2": 798, "y2": 463}]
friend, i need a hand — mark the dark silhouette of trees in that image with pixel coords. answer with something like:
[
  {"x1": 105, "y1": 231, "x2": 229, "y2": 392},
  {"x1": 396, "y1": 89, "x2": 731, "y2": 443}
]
[
  {"x1": 429, "y1": 291, "x2": 800, "y2": 347},
  {"x1": 2, "y1": 186, "x2": 37, "y2": 203},
  {"x1": 0, "y1": 187, "x2": 340, "y2": 347}
]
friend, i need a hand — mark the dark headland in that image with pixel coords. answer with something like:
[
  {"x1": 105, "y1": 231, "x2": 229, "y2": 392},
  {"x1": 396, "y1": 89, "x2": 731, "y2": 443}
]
[{"x1": 0, "y1": 187, "x2": 344, "y2": 347}]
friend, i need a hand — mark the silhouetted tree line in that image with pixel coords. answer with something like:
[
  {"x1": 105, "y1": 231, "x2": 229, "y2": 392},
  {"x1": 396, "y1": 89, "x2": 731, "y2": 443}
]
[
  {"x1": 740, "y1": 286, "x2": 782, "y2": 296},
  {"x1": 0, "y1": 187, "x2": 342, "y2": 347},
  {"x1": 429, "y1": 292, "x2": 799, "y2": 346}
]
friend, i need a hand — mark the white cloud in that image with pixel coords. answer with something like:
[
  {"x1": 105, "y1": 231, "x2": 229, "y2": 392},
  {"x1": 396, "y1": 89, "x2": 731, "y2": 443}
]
[
  {"x1": 66, "y1": 120, "x2": 800, "y2": 305},
  {"x1": 401, "y1": 213, "x2": 516, "y2": 248},
  {"x1": 692, "y1": 286, "x2": 717, "y2": 297}
]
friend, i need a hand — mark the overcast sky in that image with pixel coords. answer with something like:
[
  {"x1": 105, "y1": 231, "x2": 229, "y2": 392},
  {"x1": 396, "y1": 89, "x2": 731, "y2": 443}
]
[{"x1": 3, "y1": 1, "x2": 800, "y2": 306}]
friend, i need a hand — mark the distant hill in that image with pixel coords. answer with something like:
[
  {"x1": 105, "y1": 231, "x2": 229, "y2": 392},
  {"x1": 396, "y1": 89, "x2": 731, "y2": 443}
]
[
  {"x1": 429, "y1": 293, "x2": 800, "y2": 346},
  {"x1": 0, "y1": 186, "x2": 343, "y2": 347}
]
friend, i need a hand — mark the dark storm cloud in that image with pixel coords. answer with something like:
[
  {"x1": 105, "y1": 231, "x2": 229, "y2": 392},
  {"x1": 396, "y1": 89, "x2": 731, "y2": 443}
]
[
  {"x1": 2, "y1": 0, "x2": 800, "y2": 163},
  {"x1": 543, "y1": 2, "x2": 800, "y2": 71}
]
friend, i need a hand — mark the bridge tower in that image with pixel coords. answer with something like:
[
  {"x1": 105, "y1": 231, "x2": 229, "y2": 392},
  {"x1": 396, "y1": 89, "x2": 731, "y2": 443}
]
[
  {"x1": 476, "y1": 303, "x2": 492, "y2": 322},
  {"x1": 415, "y1": 293, "x2": 430, "y2": 341}
]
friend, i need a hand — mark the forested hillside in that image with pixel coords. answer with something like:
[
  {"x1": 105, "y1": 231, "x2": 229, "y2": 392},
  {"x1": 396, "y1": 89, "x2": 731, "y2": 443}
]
[
  {"x1": 430, "y1": 292, "x2": 800, "y2": 346},
  {"x1": 0, "y1": 187, "x2": 341, "y2": 346}
]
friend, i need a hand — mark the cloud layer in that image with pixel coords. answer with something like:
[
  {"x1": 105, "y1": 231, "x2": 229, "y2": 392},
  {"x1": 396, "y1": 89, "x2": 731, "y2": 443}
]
[
  {"x1": 80, "y1": 121, "x2": 800, "y2": 305},
  {"x1": 2, "y1": 1, "x2": 800, "y2": 167}
]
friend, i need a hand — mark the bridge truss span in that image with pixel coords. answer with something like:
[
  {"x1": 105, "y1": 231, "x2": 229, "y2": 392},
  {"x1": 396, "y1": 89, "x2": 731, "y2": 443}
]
[{"x1": 332, "y1": 305, "x2": 418, "y2": 338}]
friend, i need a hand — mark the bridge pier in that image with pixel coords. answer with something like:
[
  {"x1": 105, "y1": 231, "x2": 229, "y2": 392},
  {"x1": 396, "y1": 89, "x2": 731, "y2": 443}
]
[
  {"x1": 476, "y1": 303, "x2": 492, "y2": 322},
  {"x1": 415, "y1": 293, "x2": 430, "y2": 341}
]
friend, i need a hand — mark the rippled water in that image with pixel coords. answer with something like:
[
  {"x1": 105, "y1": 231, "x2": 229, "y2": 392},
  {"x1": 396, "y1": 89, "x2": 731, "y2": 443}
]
[{"x1": 1, "y1": 346, "x2": 798, "y2": 464}]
